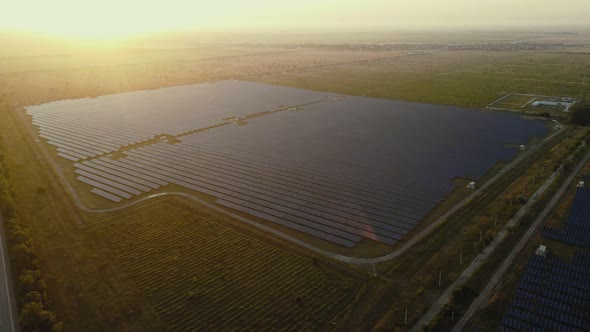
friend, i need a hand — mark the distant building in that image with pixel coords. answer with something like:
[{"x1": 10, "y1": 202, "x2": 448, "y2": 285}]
[
  {"x1": 520, "y1": 145, "x2": 526, "y2": 151},
  {"x1": 467, "y1": 181, "x2": 476, "y2": 189},
  {"x1": 532, "y1": 100, "x2": 561, "y2": 107}
]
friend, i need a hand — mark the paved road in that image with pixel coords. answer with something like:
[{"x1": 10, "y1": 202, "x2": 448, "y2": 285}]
[
  {"x1": 410, "y1": 162, "x2": 562, "y2": 331},
  {"x1": 0, "y1": 212, "x2": 18, "y2": 332},
  {"x1": 451, "y1": 149, "x2": 590, "y2": 332},
  {"x1": 16, "y1": 108, "x2": 564, "y2": 265}
]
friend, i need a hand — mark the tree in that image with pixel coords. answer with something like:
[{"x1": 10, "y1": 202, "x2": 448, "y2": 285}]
[
  {"x1": 570, "y1": 102, "x2": 590, "y2": 126},
  {"x1": 19, "y1": 301, "x2": 58, "y2": 332},
  {"x1": 11, "y1": 243, "x2": 38, "y2": 270}
]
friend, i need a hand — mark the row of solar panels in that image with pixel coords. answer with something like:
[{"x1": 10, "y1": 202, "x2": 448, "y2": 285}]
[
  {"x1": 527, "y1": 263, "x2": 590, "y2": 289},
  {"x1": 498, "y1": 254, "x2": 590, "y2": 331},
  {"x1": 502, "y1": 306, "x2": 581, "y2": 332},
  {"x1": 179, "y1": 137, "x2": 444, "y2": 206},
  {"x1": 70, "y1": 134, "x2": 530, "y2": 247},
  {"x1": 125, "y1": 149, "x2": 411, "y2": 237},
  {"x1": 541, "y1": 187, "x2": 590, "y2": 248},
  {"x1": 33, "y1": 111, "x2": 153, "y2": 140},
  {"x1": 76, "y1": 137, "x2": 460, "y2": 244},
  {"x1": 516, "y1": 289, "x2": 587, "y2": 323},
  {"x1": 182, "y1": 135, "x2": 519, "y2": 199},
  {"x1": 34, "y1": 115, "x2": 149, "y2": 147},
  {"x1": 126, "y1": 147, "x2": 420, "y2": 221},
  {"x1": 73, "y1": 154, "x2": 387, "y2": 246},
  {"x1": 137, "y1": 142, "x2": 433, "y2": 217},
  {"x1": 30, "y1": 112, "x2": 157, "y2": 161},
  {"x1": 122, "y1": 149, "x2": 406, "y2": 243},
  {"x1": 27, "y1": 81, "x2": 337, "y2": 138}
]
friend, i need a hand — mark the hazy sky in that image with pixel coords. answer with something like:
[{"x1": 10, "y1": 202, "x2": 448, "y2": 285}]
[{"x1": 3, "y1": 0, "x2": 589, "y2": 38}]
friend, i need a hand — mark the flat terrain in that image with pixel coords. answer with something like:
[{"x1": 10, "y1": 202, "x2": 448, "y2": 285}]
[
  {"x1": 87, "y1": 198, "x2": 361, "y2": 331},
  {"x1": 0, "y1": 30, "x2": 589, "y2": 331},
  {"x1": 25, "y1": 81, "x2": 548, "y2": 254}
]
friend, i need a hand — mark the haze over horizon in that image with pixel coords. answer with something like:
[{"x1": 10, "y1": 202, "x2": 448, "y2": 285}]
[{"x1": 2, "y1": 0, "x2": 590, "y2": 39}]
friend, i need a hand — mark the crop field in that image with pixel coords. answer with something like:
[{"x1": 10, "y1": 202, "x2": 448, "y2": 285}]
[
  {"x1": 25, "y1": 81, "x2": 549, "y2": 250},
  {"x1": 87, "y1": 199, "x2": 360, "y2": 330}
]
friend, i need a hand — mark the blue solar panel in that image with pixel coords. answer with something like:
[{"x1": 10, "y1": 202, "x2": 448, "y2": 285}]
[
  {"x1": 32, "y1": 81, "x2": 550, "y2": 247},
  {"x1": 498, "y1": 253, "x2": 590, "y2": 331},
  {"x1": 541, "y1": 187, "x2": 590, "y2": 248}
]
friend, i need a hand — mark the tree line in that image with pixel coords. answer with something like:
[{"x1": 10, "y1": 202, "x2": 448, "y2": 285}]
[
  {"x1": 570, "y1": 100, "x2": 590, "y2": 126},
  {"x1": 0, "y1": 150, "x2": 62, "y2": 331}
]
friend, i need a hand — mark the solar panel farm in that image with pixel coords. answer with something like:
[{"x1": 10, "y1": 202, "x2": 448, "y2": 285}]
[
  {"x1": 2, "y1": 33, "x2": 590, "y2": 332},
  {"x1": 25, "y1": 81, "x2": 549, "y2": 251}
]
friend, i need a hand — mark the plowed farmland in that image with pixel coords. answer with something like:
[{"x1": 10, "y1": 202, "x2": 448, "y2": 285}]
[{"x1": 87, "y1": 199, "x2": 361, "y2": 330}]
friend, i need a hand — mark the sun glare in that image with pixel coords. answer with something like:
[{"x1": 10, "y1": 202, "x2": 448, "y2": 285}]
[
  {"x1": 1, "y1": 0, "x2": 246, "y2": 39},
  {"x1": 2, "y1": 0, "x2": 589, "y2": 40}
]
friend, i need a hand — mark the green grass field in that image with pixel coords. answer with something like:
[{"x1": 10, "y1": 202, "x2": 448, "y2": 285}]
[
  {"x1": 488, "y1": 94, "x2": 535, "y2": 110},
  {"x1": 262, "y1": 51, "x2": 590, "y2": 108}
]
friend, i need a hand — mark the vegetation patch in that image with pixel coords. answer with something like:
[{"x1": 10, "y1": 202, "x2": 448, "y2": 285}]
[
  {"x1": 0, "y1": 144, "x2": 62, "y2": 331},
  {"x1": 87, "y1": 199, "x2": 361, "y2": 330}
]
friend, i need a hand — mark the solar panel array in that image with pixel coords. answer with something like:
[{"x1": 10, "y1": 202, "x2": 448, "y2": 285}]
[
  {"x1": 26, "y1": 80, "x2": 331, "y2": 161},
  {"x1": 498, "y1": 253, "x2": 590, "y2": 332},
  {"x1": 541, "y1": 187, "x2": 590, "y2": 248},
  {"x1": 27, "y1": 81, "x2": 549, "y2": 247}
]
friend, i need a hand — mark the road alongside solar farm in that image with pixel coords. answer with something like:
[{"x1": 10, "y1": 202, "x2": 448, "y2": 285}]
[{"x1": 25, "y1": 81, "x2": 551, "y2": 248}]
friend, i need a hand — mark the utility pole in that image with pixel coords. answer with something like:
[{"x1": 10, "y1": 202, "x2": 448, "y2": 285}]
[
  {"x1": 460, "y1": 248, "x2": 463, "y2": 265},
  {"x1": 404, "y1": 306, "x2": 408, "y2": 325},
  {"x1": 438, "y1": 272, "x2": 442, "y2": 287},
  {"x1": 495, "y1": 214, "x2": 498, "y2": 227},
  {"x1": 480, "y1": 229, "x2": 483, "y2": 242}
]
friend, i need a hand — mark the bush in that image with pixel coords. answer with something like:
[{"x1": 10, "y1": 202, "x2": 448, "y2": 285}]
[{"x1": 416, "y1": 286, "x2": 425, "y2": 295}]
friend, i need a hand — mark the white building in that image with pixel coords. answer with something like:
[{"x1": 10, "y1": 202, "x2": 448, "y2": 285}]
[{"x1": 532, "y1": 101, "x2": 561, "y2": 107}]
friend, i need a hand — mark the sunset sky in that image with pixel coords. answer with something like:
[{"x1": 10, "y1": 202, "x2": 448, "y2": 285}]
[{"x1": 2, "y1": 0, "x2": 589, "y2": 38}]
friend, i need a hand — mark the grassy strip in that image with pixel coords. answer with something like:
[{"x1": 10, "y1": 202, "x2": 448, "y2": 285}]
[{"x1": 0, "y1": 140, "x2": 62, "y2": 331}]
